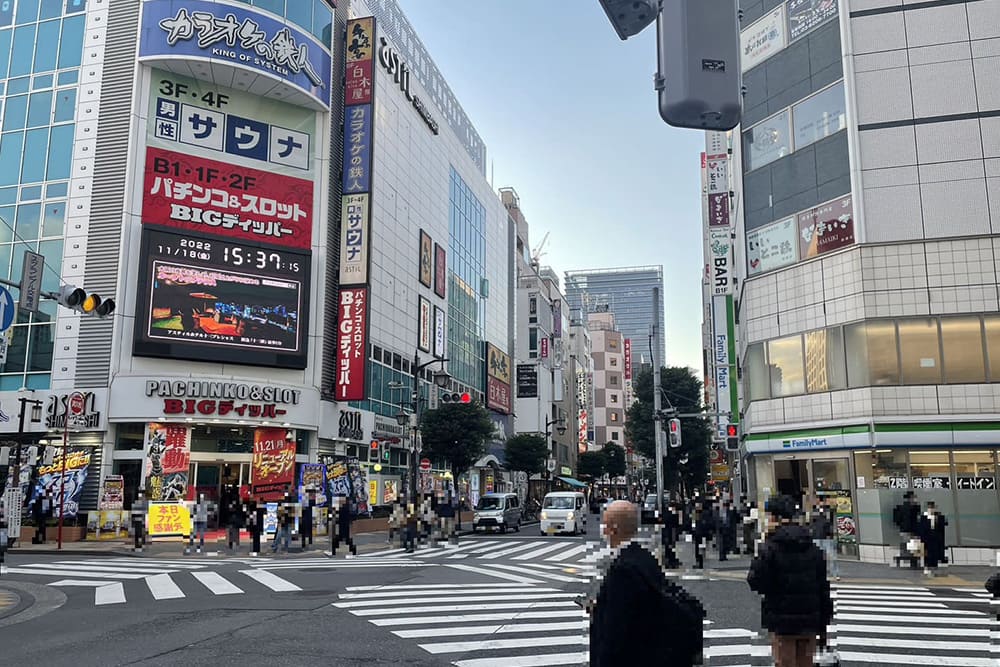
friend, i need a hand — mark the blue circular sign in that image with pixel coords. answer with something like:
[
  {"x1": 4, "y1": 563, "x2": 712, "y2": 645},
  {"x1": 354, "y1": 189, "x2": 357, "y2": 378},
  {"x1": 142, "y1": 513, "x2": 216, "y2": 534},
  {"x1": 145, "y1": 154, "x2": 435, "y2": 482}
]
[{"x1": 0, "y1": 286, "x2": 14, "y2": 332}]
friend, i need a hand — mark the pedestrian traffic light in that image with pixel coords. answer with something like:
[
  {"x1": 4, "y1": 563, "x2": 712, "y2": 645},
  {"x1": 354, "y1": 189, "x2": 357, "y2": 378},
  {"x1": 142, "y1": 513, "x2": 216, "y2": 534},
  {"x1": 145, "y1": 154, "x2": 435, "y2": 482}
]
[
  {"x1": 382, "y1": 442, "x2": 390, "y2": 462},
  {"x1": 668, "y1": 418, "x2": 681, "y2": 448},
  {"x1": 57, "y1": 284, "x2": 115, "y2": 317},
  {"x1": 726, "y1": 423, "x2": 740, "y2": 451},
  {"x1": 656, "y1": 0, "x2": 742, "y2": 131}
]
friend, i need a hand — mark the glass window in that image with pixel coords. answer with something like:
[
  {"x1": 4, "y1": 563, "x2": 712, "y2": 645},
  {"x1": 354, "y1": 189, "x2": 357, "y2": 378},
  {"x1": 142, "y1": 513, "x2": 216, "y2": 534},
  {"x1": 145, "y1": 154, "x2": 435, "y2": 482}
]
[
  {"x1": 9, "y1": 25, "x2": 36, "y2": 77},
  {"x1": 286, "y1": 1, "x2": 311, "y2": 31},
  {"x1": 20, "y1": 185, "x2": 41, "y2": 200},
  {"x1": 57, "y1": 15, "x2": 85, "y2": 69},
  {"x1": 28, "y1": 323, "x2": 53, "y2": 371},
  {"x1": 941, "y1": 316, "x2": 985, "y2": 383},
  {"x1": 898, "y1": 318, "x2": 941, "y2": 384},
  {"x1": 46, "y1": 124, "x2": 74, "y2": 180},
  {"x1": 3, "y1": 94, "x2": 28, "y2": 130},
  {"x1": 39, "y1": 0, "x2": 64, "y2": 20},
  {"x1": 27, "y1": 91, "x2": 52, "y2": 127},
  {"x1": 792, "y1": 82, "x2": 847, "y2": 149},
  {"x1": 4, "y1": 325, "x2": 28, "y2": 373},
  {"x1": 16, "y1": 0, "x2": 39, "y2": 23},
  {"x1": 529, "y1": 328, "x2": 537, "y2": 351},
  {"x1": 37, "y1": 239, "x2": 61, "y2": 291},
  {"x1": 312, "y1": 0, "x2": 332, "y2": 44},
  {"x1": 0, "y1": 244, "x2": 11, "y2": 280},
  {"x1": 909, "y1": 450, "x2": 950, "y2": 479},
  {"x1": 0, "y1": 30, "x2": 11, "y2": 79},
  {"x1": 65, "y1": 0, "x2": 85, "y2": 14},
  {"x1": 953, "y1": 451, "x2": 995, "y2": 477},
  {"x1": 0, "y1": 189, "x2": 13, "y2": 206},
  {"x1": 985, "y1": 316, "x2": 1000, "y2": 382},
  {"x1": 42, "y1": 202, "x2": 64, "y2": 237},
  {"x1": 45, "y1": 182, "x2": 67, "y2": 198},
  {"x1": 805, "y1": 328, "x2": 846, "y2": 393},
  {"x1": 846, "y1": 320, "x2": 899, "y2": 387},
  {"x1": 0, "y1": 206, "x2": 13, "y2": 242},
  {"x1": 0, "y1": 133, "x2": 25, "y2": 186},
  {"x1": 21, "y1": 128, "x2": 48, "y2": 183},
  {"x1": 746, "y1": 342, "x2": 769, "y2": 401},
  {"x1": 744, "y1": 110, "x2": 791, "y2": 172},
  {"x1": 768, "y1": 335, "x2": 805, "y2": 396},
  {"x1": 813, "y1": 458, "x2": 849, "y2": 492},
  {"x1": 57, "y1": 69, "x2": 78, "y2": 85},
  {"x1": 610, "y1": 412, "x2": 618, "y2": 422},
  {"x1": 611, "y1": 431, "x2": 619, "y2": 441},
  {"x1": 33, "y1": 20, "x2": 60, "y2": 72},
  {"x1": 253, "y1": 0, "x2": 284, "y2": 16},
  {"x1": 15, "y1": 203, "x2": 40, "y2": 240},
  {"x1": 32, "y1": 73, "x2": 52, "y2": 89},
  {"x1": 6, "y1": 77, "x2": 28, "y2": 95},
  {"x1": 611, "y1": 394, "x2": 619, "y2": 404},
  {"x1": 867, "y1": 448, "x2": 908, "y2": 488},
  {"x1": 24, "y1": 373, "x2": 49, "y2": 389}
]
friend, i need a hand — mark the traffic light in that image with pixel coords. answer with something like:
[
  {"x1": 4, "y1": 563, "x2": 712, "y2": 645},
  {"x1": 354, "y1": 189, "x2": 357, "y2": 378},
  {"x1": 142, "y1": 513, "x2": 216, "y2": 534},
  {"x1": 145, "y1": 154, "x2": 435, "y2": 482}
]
[
  {"x1": 369, "y1": 439, "x2": 379, "y2": 462},
  {"x1": 598, "y1": 0, "x2": 658, "y2": 40},
  {"x1": 656, "y1": 0, "x2": 742, "y2": 131},
  {"x1": 668, "y1": 418, "x2": 682, "y2": 448},
  {"x1": 441, "y1": 392, "x2": 472, "y2": 404},
  {"x1": 726, "y1": 423, "x2": 740, "y2": 451},
  {"x1": 382, "y1": 442, "x2": 390, "y2": 462},
  {"x1": 58, "y1": 284, "x2": 115, "y2": 317}
]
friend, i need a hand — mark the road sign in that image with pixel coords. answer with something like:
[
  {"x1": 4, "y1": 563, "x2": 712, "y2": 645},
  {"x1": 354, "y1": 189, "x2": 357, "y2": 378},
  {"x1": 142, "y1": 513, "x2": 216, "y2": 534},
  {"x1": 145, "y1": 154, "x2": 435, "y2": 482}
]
[
  {"x1": 709, "y1": 448, "x2": 723, "y2": 465},
  {"x1": 711, "y1": 464, "x2": 730, "y2": 482},
  {"x1": 419, "y1": 458, "x2": 431, "y2": 472},
  {"x1": 0, "y1": 286, "x2": 14, "y2": 332},
  {"x1": 546, "y1": 458, "x2": 556, "y2": 473},
  {"x1": 18, "y1": 250, "x2": 44, "y2": 315},
  {"x1": 3, "y1": 486, "x2": 22, "y2": 541},
  {"x1": 69, "y1": 392, "x2": 86, "y2": 416}
]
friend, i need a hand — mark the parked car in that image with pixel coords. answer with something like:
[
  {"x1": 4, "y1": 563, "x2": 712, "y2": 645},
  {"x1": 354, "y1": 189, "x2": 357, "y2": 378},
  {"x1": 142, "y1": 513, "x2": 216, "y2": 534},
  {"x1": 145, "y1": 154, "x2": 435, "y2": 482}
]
[
  {"x1": 641, "y1": 494, "x2": 667, "y2": 524},
  {"x1": 472, "y1": 493, "x2": 521, "y2": 533},
  {"x1": 541, "y1": 491, "x2": 587, "y2": 535}
]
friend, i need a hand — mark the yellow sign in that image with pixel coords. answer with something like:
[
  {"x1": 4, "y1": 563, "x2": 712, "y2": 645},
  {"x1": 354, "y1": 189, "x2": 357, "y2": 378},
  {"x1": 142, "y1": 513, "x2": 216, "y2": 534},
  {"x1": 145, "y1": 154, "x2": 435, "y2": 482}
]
[
  {"x1": 487, "y1": 343, "x2": 511, "y2": 384},
  {"x1": 711, "y1": 464, "x2": 731, "y2": 482},
  {"x1": 369, "y1": 480, "x2": 378, "y2": 507},
  {"x1": 147, "y1": 502, "x2": 191, "y2": 537},
  {"x1": 836, "y1": 494, "x2": 852, "y2": 515}
]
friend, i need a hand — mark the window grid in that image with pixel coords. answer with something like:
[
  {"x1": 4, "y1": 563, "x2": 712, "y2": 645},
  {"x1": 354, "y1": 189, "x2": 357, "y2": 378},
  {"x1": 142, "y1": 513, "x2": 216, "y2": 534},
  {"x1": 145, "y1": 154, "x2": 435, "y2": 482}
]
[{"x1": 447, "y1": 167, "x2": 486, "y2": 392}]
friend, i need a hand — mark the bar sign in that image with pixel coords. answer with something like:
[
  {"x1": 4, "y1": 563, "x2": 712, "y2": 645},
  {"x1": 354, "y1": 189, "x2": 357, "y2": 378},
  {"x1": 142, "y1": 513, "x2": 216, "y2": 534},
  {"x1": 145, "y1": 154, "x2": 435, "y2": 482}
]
[{"x1": 19, "y1": 250, "x2": 44, "y2": 315}]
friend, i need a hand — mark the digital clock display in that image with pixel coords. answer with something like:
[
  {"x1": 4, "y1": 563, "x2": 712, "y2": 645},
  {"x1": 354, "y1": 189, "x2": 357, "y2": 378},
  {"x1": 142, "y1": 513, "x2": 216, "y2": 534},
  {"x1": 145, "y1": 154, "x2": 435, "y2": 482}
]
[{"x1": 133, "y1": 228, "x2": 310, "y2": 369}]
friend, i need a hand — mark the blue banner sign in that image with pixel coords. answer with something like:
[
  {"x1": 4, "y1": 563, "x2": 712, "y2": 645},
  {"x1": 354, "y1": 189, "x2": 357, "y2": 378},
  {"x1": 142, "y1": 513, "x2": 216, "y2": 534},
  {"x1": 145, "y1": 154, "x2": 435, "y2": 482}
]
[{"x1": 342, "y1": 104, "x2": 372, "y2": 194}]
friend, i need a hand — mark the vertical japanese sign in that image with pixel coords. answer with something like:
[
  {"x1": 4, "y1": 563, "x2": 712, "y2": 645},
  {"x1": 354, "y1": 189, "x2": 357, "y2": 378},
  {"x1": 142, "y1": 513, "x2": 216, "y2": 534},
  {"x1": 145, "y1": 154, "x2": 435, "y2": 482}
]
[
  {"x1": 433, "y1": 306, "x2": 446, "y2": 358},
  {"x1": 486, "y1": 343, "x2": 512, "y2": 414},
  {"x1": 434, "y1": 243, "x2": 447, "y2": 299},
  {"x1": 335, "y1": 288, "x2": 369, "y2": 401},
  {"x1": 704, "y1": 131, "x2": 733, "y2": 297},
  {"x1": 712, "y1": 294, "x2": 738, "y2": 436},
  {"x1": 335, "y1": 17, "x2": 377, "y2": 401},
  {"x1": 418, "y1": 296, "x2": 432, "y2": 353},
  {"x1": 624, "y1": 338, "x2": 632, "y2": 380},
  {"x1": 251, "y1": 428, "x2": 296, "y2": 501},
  {"x1": 540, "y1": 337, "x2": 549, "y2": 358},
  {"x1": 143, "y1": 423, "x2": 191, "y2": 501},
  {"x1": 553, "y1": 301, "x2": 562, "y2": 337}
]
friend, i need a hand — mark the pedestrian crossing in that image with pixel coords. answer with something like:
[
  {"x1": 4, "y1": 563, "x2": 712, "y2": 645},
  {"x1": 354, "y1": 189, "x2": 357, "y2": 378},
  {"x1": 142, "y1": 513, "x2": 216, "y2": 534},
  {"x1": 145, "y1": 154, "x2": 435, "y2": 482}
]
[
  {"x1": 332, "y1": 582, "x2": 998, "y2": 666},
  {"x1": 4, "y1": 558, "x2": 304, "y2": 606},
  {"x1": 363, "y1": 538, "x2": 603, "y2": 565}
]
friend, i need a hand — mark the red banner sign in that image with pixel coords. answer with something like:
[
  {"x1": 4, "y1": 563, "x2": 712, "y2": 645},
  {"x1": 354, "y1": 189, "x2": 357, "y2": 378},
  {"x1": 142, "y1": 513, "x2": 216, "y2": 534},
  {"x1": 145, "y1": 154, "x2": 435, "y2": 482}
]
[
  {"x1": 346, "y1": 58, "x2": 373, "y2": 106},
  {"x1": 540, "y1": 337, "x2": 548, "y2": 358},
  {"x1": 487, "y1": 376, "x2": 511, "y2": 414},
  {"x1": 143, "y1": 146, "x2": 313, "y2": 250},
  {"x1": 345, "y1": 17, "x2": 375, "y2": 106},
  {"x1": 335, "y1": 287, "x2": 369, "y2": 401},
  {"x1": 251, "y1": 427, "x2": 296, "y2": 501},
  {"x1": 624, "y1": 338, "x2": 632, "y2": 380}
]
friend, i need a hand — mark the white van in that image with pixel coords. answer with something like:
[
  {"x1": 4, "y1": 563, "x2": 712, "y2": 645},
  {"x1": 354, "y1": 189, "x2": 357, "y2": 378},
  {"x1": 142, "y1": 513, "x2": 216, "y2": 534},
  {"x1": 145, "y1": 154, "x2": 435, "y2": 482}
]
[{"x1": 540, "y1": 491, "x2": 587, "y2": 535}]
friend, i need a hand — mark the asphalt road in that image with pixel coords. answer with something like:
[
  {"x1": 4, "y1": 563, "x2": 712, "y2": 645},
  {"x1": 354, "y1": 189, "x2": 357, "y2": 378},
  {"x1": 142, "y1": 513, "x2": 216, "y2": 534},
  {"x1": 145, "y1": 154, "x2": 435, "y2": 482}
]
[{"x1": 0, "y1": 512, "x2": 994, "y2": 666}]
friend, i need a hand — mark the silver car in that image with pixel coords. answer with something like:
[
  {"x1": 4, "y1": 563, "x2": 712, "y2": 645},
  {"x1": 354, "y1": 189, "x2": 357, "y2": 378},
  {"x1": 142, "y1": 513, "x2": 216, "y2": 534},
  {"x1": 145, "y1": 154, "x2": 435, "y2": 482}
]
[{"x1": 472, "y1": 493, "x2": 521, "y2": 533}]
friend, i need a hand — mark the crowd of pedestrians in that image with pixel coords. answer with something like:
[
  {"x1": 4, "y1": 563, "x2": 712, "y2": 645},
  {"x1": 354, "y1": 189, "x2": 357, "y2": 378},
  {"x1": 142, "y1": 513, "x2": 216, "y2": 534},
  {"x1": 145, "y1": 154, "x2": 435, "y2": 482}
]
[{"x1": 892, "y1": 491, "x2": 949, "y2": 576}]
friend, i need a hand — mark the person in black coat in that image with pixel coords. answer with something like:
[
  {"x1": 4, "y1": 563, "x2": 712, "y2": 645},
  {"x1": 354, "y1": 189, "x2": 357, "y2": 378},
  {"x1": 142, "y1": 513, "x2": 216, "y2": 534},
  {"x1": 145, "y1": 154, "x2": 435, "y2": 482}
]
[
  {"x1": 300, "y1": 490, "x2": 314, "y2": 551},
  {"x1": 716, "y1": 500, "x2": 738, "y2": 561},
  {"x1": 917, "y1": 501, "x2": 948, "y2": 576},
  {"x1": 892, "y1": 491, "x2": 921, "y2": 568},
  {"x1": 588, "y1": 500, "x2": 704, "y2": 666},
  {"x1": 748, "y1": 495, "x2": 832, "y2": 667},
  {"x1": 692, "y1": 500, "x2": 715, "y2": 569},
  {"x1": 332, "y1": 494, "x2": 357, "y2": 557}
]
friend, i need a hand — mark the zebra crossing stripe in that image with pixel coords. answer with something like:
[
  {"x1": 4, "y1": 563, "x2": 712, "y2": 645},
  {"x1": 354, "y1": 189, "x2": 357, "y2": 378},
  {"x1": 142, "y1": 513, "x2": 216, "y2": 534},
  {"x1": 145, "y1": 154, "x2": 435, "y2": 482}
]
[
  {"x1": 445, "y1": 563, "x2": 543, "y2": 584},
  {"x1": 20, "y1": 563, "x2": 179, "y2": 575},
  {"x1": 335, "y1": 592, "x2": 579, "y2": 609},
  {"x1": 478, "y1": 542, "x2": 549, "y2": 559},
  {"x1": 50, "y1": 580, "x2": 126, "y2": 605},
  {"x1": 453, "y1": 652, "x2": 586, "y2": 667},
  {"x1": 420, "y1": 634, "x2": 588, "y2": 654},
  {"x1": 370, "y1": 610, "x2": 587, "y2": 627},
  {"x1": 836, "y1": 612, "x2": 992, "y2": 625},
  {"x1": 344, "y1": 600, "x2": 579, "y2": 617},
  {"x1": 487, "y1": 563, "x2": 588, "y2": 583},
  {"x1": 512, "y1": 543, "x2": 571, "y2": 561},
  {"x1": 831, "y1": 623, "x2": 990, "y2": 637},
  {"x1": 394, "y1": 619, "x2": 588, "y2": 639},
  {"x1": 239, "y1": 569, "x2": 301, "y2": 592},
  {"x1": 338, "y1": 586, "x2": 546, "y2": 600},
  {"x1": 191, "y1": 571, "x2": 243, "y2": 595},
  {"x1": 461, "y1": 541, "x2": 525, "y2": 556},
  {"x1": 346, "y1": 583, "x2": 525, "y2": 592},
  {"x1": 837, "y1": 651, "x2": 994, "y2": 666},
  {"x1": 145, "y1": 573, "x2": 185, "y2": 600},
  {"x1": 5, "y1": 567, "x2": 150, "y2": 579},
  {"x1": 543, "y1": 543, "x2": 592, "y2": 562}
]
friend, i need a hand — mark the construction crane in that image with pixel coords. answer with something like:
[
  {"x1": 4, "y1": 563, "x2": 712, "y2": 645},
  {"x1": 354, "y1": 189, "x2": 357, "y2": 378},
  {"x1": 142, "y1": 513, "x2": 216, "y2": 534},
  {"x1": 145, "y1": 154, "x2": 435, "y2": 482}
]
[{"x1": 531, "y1": 231, "x2": 550, "y2": 266}]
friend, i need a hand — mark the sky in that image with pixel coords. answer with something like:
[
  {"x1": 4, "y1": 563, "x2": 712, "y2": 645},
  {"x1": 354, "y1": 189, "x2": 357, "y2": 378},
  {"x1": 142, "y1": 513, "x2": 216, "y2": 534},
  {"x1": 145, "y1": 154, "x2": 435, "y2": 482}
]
[{"x1": 398, "y1": 0, "x2": 707, "y2": 373}]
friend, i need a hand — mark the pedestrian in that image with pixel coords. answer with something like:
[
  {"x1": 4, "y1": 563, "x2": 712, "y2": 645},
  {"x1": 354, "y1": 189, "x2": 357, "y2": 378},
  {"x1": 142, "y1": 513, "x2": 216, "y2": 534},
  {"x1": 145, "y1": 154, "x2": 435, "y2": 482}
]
[
  {"x1": 692, "y1": 499, "x2": 714, "y2": 569},
  {"x1": 438, "y1": 490, "x2": 457, "y2": 545},
  {"x1": 661, "y1": 501, "x2": 681, "y2": 569},
  {"x1": 586, "y1": 500, "x2": 704, "y2": 666},
  {"x1": 892, "y1": 491, "x2": 921, "y2": 568},
  {"x1": 271, "y1": 495, "x2": 292, "y2": 554},
  {"x1": 226, "y1": 498, "x2": 243, "y2": 554},
  {"x1": 332, "y1": 495, "x2": 357, "y2": 558},
  {"x1": 742, "y1": 499, "x2": 759, "y2": 555},
  {"x1": 403, "y1": 502, "x2": 418, "y2": 553},
  {"x1": 810, "y1": 498, "x2": 839, "y2": 581},
  {"x1": 0, "y1": 513, "x2": 9, "y2": 576},
  {"x1": 917, "y1": 500, "x2": 948, "y2": 577},
  {"x1": 716, "y1": 499, "x2": 737, "y2": 561},
  {"x1": 187, "y1": 493, "x2": 210, "y2": 554},
  {"x1": 131, "y1": 490, "x2": 147, "y2": 553},
  {"x1": 247, "y1": 499, "x2": 263, "y2": 557},
  {"x1": 985, "y1": 572, "x2": 1000, "y2": 663},
  {"x1": 748, "y1": 495, "x2": 833, "y2": 667},
  {"x1": 300, "y1": 490, "x2": 314, "y2": 551},
  {"x1": 32, "y1": 490, "x2": 51, "y2": 544},
  {"x1": 387, "y1": 501, "x2": 403, "y2": 545}
]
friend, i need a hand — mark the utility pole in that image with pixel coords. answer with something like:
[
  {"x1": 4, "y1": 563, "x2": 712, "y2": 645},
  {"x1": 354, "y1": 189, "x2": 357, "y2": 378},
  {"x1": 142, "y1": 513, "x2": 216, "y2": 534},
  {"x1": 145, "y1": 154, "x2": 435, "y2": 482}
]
[{"x1": 651, "y1": 287, "x2": 665, "y2": 518}]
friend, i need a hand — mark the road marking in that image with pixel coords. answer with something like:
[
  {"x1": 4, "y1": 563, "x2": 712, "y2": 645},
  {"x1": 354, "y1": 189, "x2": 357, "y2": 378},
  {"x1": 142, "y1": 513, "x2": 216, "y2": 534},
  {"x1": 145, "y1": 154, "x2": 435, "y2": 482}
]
[
  {"x1": 453, "y1": 652, "x2": 587, "y2": 667},
  {"x1": 544, "y1": 543, "x2": 592, "y2": 561},
  {"x1": 18, "y1": 563, "x2": 178, "y2": 575},
  {"x1": 837, "y1": 651, "x2": 995, "y2": 666},
  {"x1": 338, "y1": 586, "x2": 548, "y2": 599},
  {"x1": 49, "y1": 580, "x2": 127, "y2": 605},
  {"x1": 836, "y1": 604, "x2": 978, "y2": 614},
  {"x1": 487, "y1": 563, "x2": 587, "y2": 583},
  {"x1": 836, "y1": 635, "x2": 988, "y2": 652},
  {"x1": 370, "y1": 610, "x2": 587, "y2": 626},
  {"x1": 420, "y1": 633, "x2": 588, "y2": 654},
  {"x1": 836, "y1": 612, "x2": 992, "y2": 625},
  {"x1": 334, "y1": 592, "x2": 579, "y2": 609},
  {"x1": 511, "y1": 543, "x2": 572, "y2": 561},
  {"x1": 191, "y1": 571, "x2": 243, "y2": 595},
  {"x1": 144, "y1": 574, "x2": 185, "y2": 600},
  {"x1": 445, "y1": 563, "x2": 543, "y2": 584},
  {"x1": 75, "y1": 559, "x2": 208, "y2": 569},
  {"x1": 461, "y1": 541, "x2": 526, "y2": 556},
  {"x1": 346, "y1": 583, "x2": 525, "y2": 592},
  {"x1": 239, "y1": 569, "x2": 301, "y2": 592},
  {"x1": 394, "y1": 620, "x2": 587, "y2": 638},
  {"x1": 834, "y1": 593, "x2": 989, "y2": 605},
  {"x1": 479, "y1": 542, "x2": 549, "y2": 559},
  {"x1": 344, "y1": 600, "x2": 579, "y2": 617},
  {"x1": 703, "y1": 643, "x2": 772, "y2": 658},
  {"x1": 5, "y1": 568, "x2": 149, "y2": 579},
  {"x1": 704, "y1": 628, "x2": 758, "y2": 639},
  {"x1": 832, "y1": 623, "x2": 990, "y2": 637},
  {"x1": 832, "y1": 584, "x2": 930, "y2": 592}
]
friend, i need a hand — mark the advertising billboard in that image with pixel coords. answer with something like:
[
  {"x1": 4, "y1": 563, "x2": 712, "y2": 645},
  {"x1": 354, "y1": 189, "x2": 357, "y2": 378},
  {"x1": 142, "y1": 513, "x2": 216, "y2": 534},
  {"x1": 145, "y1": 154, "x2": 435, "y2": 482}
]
[
  {"x1": 338, "y1": 193, "x2": 370, "y2": 286},
  {"x1": 142, "y1": 423, "x2": 191, "y2": 502},
  {"x1": 434, "y1": 243, "x2": 447, "y2": 299},
  {"x1": 433, "y1": 306, "x2": 446, "y2": 358},
  {"x1": 747, "y1": 217, "x2": 798, "y2": 275},
  {"x1": 335, "y1": 288, "x2": 369, "y2": 401},
  {"x1": 251, "y1": 427, "x2": 296, "y2": 501},
  {"x1": 346, "y1": 17, "x2": 375, "y2": 106},
  {"x1": 516, "y1": 364, "x2": 538, "y2": 398},
  {"x1": 624, "y1": 338, "x2": 632, "y2": 380},
  {"x1": 343, "y1": 105, "x2": 373, "y2": 194},
  {"x1": 788, "y1": 0, "x2": 838, "y2": 41},
  {"x1": 486, "y1": 343, "x2": 511, "y2": 414},
  {"x1": 710, "y1": 229, "x2": 733, "y2": 296},
  {"x1": 419, "y1": 229, "x2": 433, "y2": 287},
  {"x1": 138, "y1": 0, "x2": 333, "y2": 108},
  {"x1": 418, "y1": 296, "x2": 431, "y2": 353},
  {"x1": 741, "y1": 5, "x2": 786, "y2": 72},
  {"x1": 798, "y1": 195, "x2": 855, "y2": 258},
  {"x1": 133, "y1": 228, "x2": 309, "y2": 368}
]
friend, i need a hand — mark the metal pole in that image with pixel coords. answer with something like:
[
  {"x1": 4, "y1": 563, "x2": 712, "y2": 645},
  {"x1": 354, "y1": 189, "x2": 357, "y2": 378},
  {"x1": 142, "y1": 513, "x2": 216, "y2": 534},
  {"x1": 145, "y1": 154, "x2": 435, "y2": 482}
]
[
  {"x1": 58, "y1": 397, "x2": 70, "y2": 550},
  {"x1": 651, "y1": 287, "x2": 665, "y2": 516},
  {"x1": 411, "y1": 351, "x2": 420, "y2": 504}
]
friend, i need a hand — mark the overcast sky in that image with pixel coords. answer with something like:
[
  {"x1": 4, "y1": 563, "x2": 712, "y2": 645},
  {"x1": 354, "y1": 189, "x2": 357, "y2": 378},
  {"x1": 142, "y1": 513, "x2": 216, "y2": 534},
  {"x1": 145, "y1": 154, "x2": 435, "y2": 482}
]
[{"x1": 398, "y1": 0, "x2": 707, "y2": 373}]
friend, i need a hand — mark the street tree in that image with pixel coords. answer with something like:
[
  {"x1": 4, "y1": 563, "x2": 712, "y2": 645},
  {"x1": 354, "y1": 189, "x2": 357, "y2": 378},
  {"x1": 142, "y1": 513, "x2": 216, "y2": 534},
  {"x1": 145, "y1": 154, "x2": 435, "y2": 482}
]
[
  {"x1": 503, "y1": 433, "x2": 548, "y2": 478},
  {"x1": 602, "y1": 442, "x2": 626, "y2": 478},
  {"x1": 625, "y1": 366, "x2": 711, "y2": 495},
  {"x1": 419, "y1": 401, "x2": 494, "y2": 485},
  {"x1": 577, "y1": 449, "x2": 607, "y2": 497}
]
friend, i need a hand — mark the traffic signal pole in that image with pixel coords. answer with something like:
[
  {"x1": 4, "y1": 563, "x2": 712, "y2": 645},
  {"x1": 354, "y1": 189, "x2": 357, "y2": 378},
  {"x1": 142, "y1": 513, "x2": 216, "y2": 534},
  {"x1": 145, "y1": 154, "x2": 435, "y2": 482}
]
[{"x1": 651, "y1": 287, "x2": 665, "y2": 519}]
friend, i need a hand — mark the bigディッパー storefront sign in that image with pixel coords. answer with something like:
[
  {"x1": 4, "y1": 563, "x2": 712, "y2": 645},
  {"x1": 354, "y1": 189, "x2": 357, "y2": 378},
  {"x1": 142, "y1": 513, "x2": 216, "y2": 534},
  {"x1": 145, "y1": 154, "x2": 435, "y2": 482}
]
[{"x1": 335, "y1": 288, "x2": 369, "y2": 401}]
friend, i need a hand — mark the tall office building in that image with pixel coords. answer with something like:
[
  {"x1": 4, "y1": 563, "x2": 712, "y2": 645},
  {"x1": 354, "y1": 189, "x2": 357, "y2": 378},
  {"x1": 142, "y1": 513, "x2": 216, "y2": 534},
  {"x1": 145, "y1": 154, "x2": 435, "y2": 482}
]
[
  {"x1": 564, "y1": 266, "x2": 665, "y2": 367},
  {"x1": 710, "y1": 0, "x2": 1000, "y2": 564}
]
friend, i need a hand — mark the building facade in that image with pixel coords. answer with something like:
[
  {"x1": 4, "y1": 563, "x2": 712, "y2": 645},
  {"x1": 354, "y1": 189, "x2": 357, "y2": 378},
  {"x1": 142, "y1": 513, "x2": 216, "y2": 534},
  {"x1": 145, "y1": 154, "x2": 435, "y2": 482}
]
[
  {"x1": 564, "y1": 265, "x2": 665, "y2": 368},
  {"x1": 588, "y1": 312, "x2": 626, "y2": 449},
  {"x1": 714, "y1": 0, "x2": 1000, "y2": 563},
  {"x1": 0, "y1": 0, "x2": 513, "y2": 530}
]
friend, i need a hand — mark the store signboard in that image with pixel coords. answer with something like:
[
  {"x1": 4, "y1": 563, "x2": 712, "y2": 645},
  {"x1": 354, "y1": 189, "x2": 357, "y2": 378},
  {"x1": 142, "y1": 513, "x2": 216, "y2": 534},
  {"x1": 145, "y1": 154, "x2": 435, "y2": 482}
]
[
  {"x1": 624, "y1": 338, "x2": 632, "y2": 380},
  {"x1": 138, "y1": 0, "x2": 333, "y2": 108},
  {"x1": 343, "y1": 105, "x2": 373, "y2": 194},
  {"x1": 335, "y1": 288, "x2": 369, "y2": 401},
  {"x1": 487, "y1": 376, "x2": 512, "y2": 414},
  {"x1": 788, "y1": 0, "x2": 838, "y2": 41},
  {"x1": 434, "y1": 244, "x2": 447, "y2": 299},
  {"x1": 798, "y1": 195, "x2": 854, "y2": 259},
  {"x1": 142, "y1": 423, "x2": 191, "y2": 502},
  {"x1": 338, "y1": 194, "x2": 370, "y2": 286},
  {"x1": 29, "y1": 449, "x2": 91, "y2": 519},
  {"x1": 516, "y1": 364, "x2": 538, "y2": 398},
  {"x1": 345, "y1": 18, "x2": 375, "y2": 106},
  {"x1": 741, "y1": 5, "x2": 786, "y2": 72},
  {"x1": 251, "y1": 428, "x2": 296, "y2": 501},
  {"x1": 747, "y1": 217, "x2": 797, "y2": 275},
  {"x1": 433, "y1": 306, "x2": 446, "y2": 359},
  {"x1": 710, "y1": 229, "x2": 733, "y2": 296},
  {"x1": 418, "y1": 296, "x2": 432, "y2": 353}
]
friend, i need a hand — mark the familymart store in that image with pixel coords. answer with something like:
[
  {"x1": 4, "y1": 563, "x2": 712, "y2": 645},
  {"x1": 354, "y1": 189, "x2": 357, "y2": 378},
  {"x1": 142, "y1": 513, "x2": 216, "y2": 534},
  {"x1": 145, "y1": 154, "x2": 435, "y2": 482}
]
[{"x1": 745, "y1": 423, "x2": 1000, "y2": 565}]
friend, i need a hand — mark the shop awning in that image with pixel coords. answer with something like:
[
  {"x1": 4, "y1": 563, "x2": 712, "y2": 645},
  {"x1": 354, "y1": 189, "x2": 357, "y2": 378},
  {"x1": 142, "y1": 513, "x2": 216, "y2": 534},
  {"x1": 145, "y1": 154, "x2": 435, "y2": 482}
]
[{"x1": 556, "y1": 476, "x2": 587, "y2": 488}]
